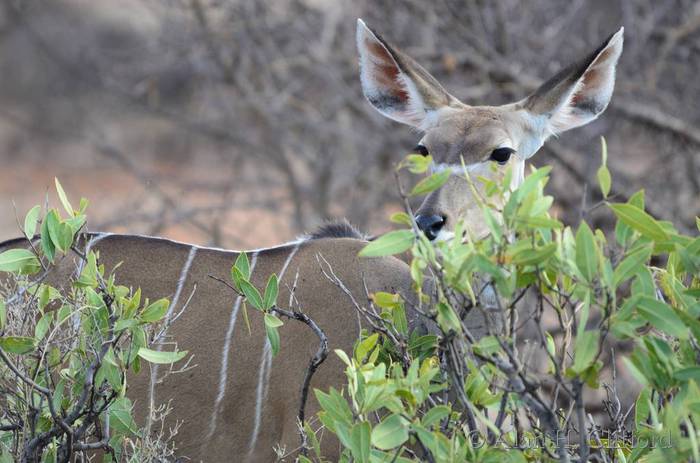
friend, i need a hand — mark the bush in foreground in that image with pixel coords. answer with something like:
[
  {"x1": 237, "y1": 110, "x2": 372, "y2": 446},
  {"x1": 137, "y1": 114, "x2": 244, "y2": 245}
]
[{"x1": 310, "y1": 141, "x2": 700, "y2": 463}]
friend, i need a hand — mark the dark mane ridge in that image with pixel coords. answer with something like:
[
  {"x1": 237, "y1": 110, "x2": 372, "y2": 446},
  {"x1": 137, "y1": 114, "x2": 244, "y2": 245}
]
[{"x1": 307, "y1": 219, "x2": 366, "y2": 240}]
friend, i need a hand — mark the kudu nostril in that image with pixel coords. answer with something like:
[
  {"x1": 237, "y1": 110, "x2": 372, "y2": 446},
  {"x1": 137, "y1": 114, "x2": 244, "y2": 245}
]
[{"x1": 415, "y1": 214, "x2": 446, "y2": 241}]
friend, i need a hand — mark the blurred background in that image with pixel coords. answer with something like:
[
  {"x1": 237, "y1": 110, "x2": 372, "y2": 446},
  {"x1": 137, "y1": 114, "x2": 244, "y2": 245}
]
[{"x1": 0, "y1": 0, "x2": 698, "y2": 248}]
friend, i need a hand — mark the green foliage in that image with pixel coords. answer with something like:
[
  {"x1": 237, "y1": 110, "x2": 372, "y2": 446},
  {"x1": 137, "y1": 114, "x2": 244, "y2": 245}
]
[
  {"x1": 0, "y1": 181, "x2": 187, "y2": 461},
  {"x1": 334, "y1": 144, "x2": 700, "y2": 462},
  {"x1": 597, "y1": 136, "x2": 612, "y2": 198},
  {"x1": 410, "y1": 170, "x2": 451, "y2": 197},
  {"x1": 358, "y1": 230, "x2": 415, "y2": 258},
  {"x1": 228, "y1": 253, "x2": 285, "y2": 357}
]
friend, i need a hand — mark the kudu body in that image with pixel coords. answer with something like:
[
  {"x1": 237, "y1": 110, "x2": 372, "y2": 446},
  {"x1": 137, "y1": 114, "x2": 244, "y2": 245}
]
[
  {"x1": 0, "y1": 229, "x2": 440, "y2": 462},
  {"x1": 0, "y1": 19, "x2": 623, "y2": 463}
]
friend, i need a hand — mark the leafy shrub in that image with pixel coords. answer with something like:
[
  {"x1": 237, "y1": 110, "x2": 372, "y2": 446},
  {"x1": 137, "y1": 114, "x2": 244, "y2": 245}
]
[
  {"x1": 0, "y1": 181, "x2": 188, "y2": 462},
  {"x1": 310, "y1": 140, "x2": 700, "y2": 463}
]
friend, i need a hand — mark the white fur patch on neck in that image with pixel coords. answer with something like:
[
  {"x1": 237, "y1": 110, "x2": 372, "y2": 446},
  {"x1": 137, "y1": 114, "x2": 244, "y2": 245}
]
[{"x1": 435, "y1": 229, "x2": 455, "y2": 242}]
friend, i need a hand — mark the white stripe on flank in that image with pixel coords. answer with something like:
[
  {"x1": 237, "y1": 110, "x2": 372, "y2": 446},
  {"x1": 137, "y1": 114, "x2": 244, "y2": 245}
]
[
  {"x1": 205, "y1": 252, "x2": 259, "y2": 441},
  {"x1": 148, "y1": 246, "x2": 198, "y2": 434},
  {"x1": 164, "y1": 246, "x2": 198, "y2": 322},
  {"x1": 205, "y1": 294, "x2": 243, "y2": 441},
  {"x1": 278, "y1": 243, "x2": 300, "y2": 282},
  {"x1": 248, "y1": 340, "x2": 272, "y2": 455},
  {"x1": 247, "y1": 243, "x2": 301, "y2": 455}
]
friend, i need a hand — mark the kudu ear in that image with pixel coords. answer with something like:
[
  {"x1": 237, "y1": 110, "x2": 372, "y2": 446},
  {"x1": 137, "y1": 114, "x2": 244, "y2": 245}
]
[
  {"x1": 356, "y1": 19, "x2": 459, "y2": 130},
  {"x1": 524, "y1": 28, "x2": 624, "y2": 135}
]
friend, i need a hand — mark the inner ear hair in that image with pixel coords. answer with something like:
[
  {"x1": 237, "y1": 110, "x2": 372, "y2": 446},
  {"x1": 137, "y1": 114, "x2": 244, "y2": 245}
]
[{"x1": 523, "y1": 28, "x2": 623, "y2": 133}]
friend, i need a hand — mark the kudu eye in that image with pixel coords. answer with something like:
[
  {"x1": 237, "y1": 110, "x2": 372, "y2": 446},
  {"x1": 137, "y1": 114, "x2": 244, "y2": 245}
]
[
  {"x1": 489, "y1": 147, "x2": 516, "y2": 165},
  {"x1": 413, "y1": 144, "x2": 430, "y2": 156}
]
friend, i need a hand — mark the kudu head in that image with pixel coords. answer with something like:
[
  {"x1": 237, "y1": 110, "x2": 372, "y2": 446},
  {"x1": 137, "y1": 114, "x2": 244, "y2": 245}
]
[{"x1": 357, "y1": 19, "x2": 623, "y2": 240}]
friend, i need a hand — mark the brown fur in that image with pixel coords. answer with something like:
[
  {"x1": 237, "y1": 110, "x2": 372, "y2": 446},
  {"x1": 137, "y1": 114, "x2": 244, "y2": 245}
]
[
  {"x1": 0, "y1": 232, "x2": 500, "y2": 461},
  {"x1": 0, "y1": 235, "x2": 421, "y2": 461}
]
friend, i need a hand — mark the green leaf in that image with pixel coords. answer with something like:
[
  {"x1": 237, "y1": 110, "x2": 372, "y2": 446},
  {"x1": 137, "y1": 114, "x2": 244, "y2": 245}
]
[
  {"x1": 401, "y1": 154, "x2": 432, "y2": 174},
  {"x1": 575, "y1": 222, "x2": 598, "y2": 282},
  {"x1": 234, "y1": 252, "x2": 250, "y2": 281},
  {"x1": 40, "y1": 214, "x2": 55, "y2": 262},
  {"x1": 636, "y1": 296, "x2": 688, "y2": 338},
  {"x1": 372, "y1": 292, "x2": 401, "y2": 309},
  {"x1": 355, "y1": 333, "x2": 379, "y2": 361},
  {"x1": 545, "y1": 332, "x2": 556, "y2": 358},
  {"x1": 609, "y1": 203, "x2": 669, "y2": 242},
  {"x1": 315, "y1": 388, "x2": 353, "y2": 427},
  {"x1": 65, "y1": 215, "x2": 86, "y2": 235},
  {"x1": 78, "y1": 197, "x2": 89, "y2": 214},
  {"x1": 600, "y1": 136, "x2": 608, "y2": 165},
  {"x1": 511, "y1": 242, "x2": 557, "y2": 266},
  {"x1": 371, "y1": 414, "x2": 408, "y2": 450},
  {"x1": 437, "y1": 302, "x2": 462, "y2": 334},
  {"x1": 0, "y1": 299, "x2": 5, "y2": 330},
  {"x1": 597, "y1": 165, "x2": 611, "y2": 199},
  {"x1": 263, "y1": 274, "x2": 279, "y2": 310},
  {"x1": 613, "y1": 245, "x2": 653, "y2": 288},
  {"x1": 673, "y1": 367, "x2": 700, "y2": 382},
  {"x1": 473, "y1": 336, "x2": 501, "y2": 356},
  {"x1": 0, "y1": 336, "x2": 36, "y2": 354},
  {"x1": 45, "y1": 209, "x2": 72, "y2": 253},
  {"x1": 0, "y1": 248, "x2": 41, "y2": 274},
  {"x1": 422, "y1": 405, "x2": 451, "y2": 428},
  {"x1": 350, "y1": 421, "x2": 371, "y2": 463},
  {"x1": 23, "y1": 205, "x2": 41, "y2": 239},
  {"x1": 55, "y1": 178, "x2": 74, "y2": 217},
  {"x1": 76, "y1": 251, "x2": 98, "y2": 287},
  {"x1": 675, "y1": 309, "x2": 700, "y2": 342},
  {"x1": 571, "y1": 330, "x2": 599, "y2": 374},
  {"x1": 504, "y1": 166, "x2": 552, "y2": 221},
  {"x1": 389, "y1": 212, "x2": 413, "y2": 226},
  {"x1": 635, "y1": 387, "x2": 651, "y2": 431},
  {"x1": 359, "y1": 230, "x2": 414, "y2": 258},
  {"x1": 51, "y1": 378, "x2": 65, "y2": 413},
  {"x1": 264, "y1": 313, "x2": 283, "y2": 328},
  {"x1": 597, "y1": 137, "x2": 611, "y2": 198},
  {"x1": 545, "y1": 331, "x2": 556, "y2": 373},
  {"x1": 35, "y1": 313, "x2": 52, "y2": 341},
  {"x1": 483, "y1": 207, "x2": 503, "y2": 241},
  {"x1": 96, "y1": 348, "x2": 123, "y2": 392},
  {"x1": 139, "y1": 298, "x2": 169, "y2": 323},
  {"x1": 109, "y1": 397, "x2": 139, "y2": 436},
  {"x1": 114, "y1": 319, "x2": 138, "y2": 331},
  {"x1": 137, "y1": 347, "x2": 187, "y2": 364},
  {"x1": 392, "y1": 303, "x2": 408, "y2": 336},
  {"x1": 410, "y1": 170, "x2": 451, "y2": 196},
  {"x1": 239, "y1": 278, "x2": 264, "y2": 311},
  {"x1": 266, "y1": 324, "x2": 280, "y2": 356}
]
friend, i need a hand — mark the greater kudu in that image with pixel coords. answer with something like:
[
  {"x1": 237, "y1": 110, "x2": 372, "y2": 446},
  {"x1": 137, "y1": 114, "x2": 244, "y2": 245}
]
[
  {"x1": 0, "y1": 19, "x2": 623, "y2": 463},
  {"x1": 0, "y1": 225, "x2": 436, "y2": 462}
]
